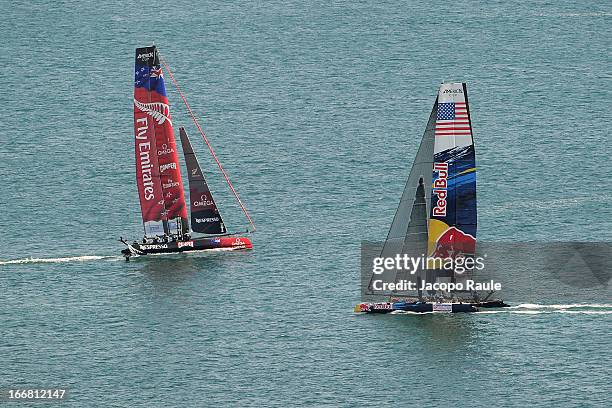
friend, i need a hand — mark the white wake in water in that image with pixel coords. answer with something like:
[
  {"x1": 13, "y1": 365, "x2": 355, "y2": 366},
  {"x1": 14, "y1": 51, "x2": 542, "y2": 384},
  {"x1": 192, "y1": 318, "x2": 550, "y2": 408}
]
[
  {"x1": 477, "y1": 303, "x2": 612, "y2": 315},
  {"x1": 0, "y1": 255, "x2": 120, "y2": 265},
  {"x1": 386, "y1": 304, "x2": 612, "y2": 316}
]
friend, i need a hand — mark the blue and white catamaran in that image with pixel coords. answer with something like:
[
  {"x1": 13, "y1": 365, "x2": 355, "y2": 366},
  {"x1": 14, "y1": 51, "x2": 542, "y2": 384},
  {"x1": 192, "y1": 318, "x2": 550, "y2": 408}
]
[{"x1": 356, "y1": 83, "x2": 509, "y2": 314}]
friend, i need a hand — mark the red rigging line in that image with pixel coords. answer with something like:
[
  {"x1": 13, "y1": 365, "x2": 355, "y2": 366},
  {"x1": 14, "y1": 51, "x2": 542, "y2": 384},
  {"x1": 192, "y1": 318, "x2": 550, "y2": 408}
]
[{"x1": 159, "y1": 54, "x2": 256, "y2": 233}]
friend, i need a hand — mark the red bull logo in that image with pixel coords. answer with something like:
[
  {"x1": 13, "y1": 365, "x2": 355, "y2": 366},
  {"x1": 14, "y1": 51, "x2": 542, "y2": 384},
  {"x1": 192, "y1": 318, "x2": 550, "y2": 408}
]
[
  {"x1": 356, "y1": 303, "x2": 370, "y2": 312},
  {"x1": 431, "y1": 227, "x2": 476, "y2": 259},
  {"x1": 432, "y1": 162, "x2": 448, "y2": 216}
]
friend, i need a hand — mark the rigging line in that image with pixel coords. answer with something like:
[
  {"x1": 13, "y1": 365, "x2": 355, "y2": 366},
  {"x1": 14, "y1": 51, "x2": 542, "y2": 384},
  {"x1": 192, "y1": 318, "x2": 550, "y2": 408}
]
[{"x1": 158, "y1": 53, "x2": 256, "y2": 233}]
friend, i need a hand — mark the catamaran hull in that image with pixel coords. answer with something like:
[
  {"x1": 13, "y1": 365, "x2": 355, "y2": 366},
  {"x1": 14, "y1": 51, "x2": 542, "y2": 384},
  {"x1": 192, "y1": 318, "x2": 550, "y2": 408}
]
[
  {"x1": 354, "y1": 301, "x2": 508, "y2": 314},
  {"x1": 473, "y1": 300, "x2": 510, "y2": 308},
  {"x1": 121, "y1": 236, "x2": 252, "y2": 258}
]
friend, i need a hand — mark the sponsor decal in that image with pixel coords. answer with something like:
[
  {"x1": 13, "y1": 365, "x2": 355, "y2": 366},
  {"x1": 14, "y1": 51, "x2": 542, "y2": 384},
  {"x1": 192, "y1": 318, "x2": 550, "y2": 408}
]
[
  {"x1": 137, "y1": 51, "x2": 154, "y2": 61},
  {"x1": 195, "y1": 217, "x2": 220, "y2": 223},
  {"x1": 133, "y1": 98, "x2": 173, "y2": 126},
  {"x1": 432, "y1": 162, "x2": 448, "y2": 216},
  {"x1": 358, "y1": 303, "x2": 370, "y2": 312},
  {"x1": 162, "y1": 179, "x2": 179, "y2": 189},
  {"x1": 193, "y1": 194, "x2": 214, "y2": 207},
  {"x1": 157, "y1": 144, "x2": 175, "y2": 156},
  {"x1": 135, "y1": 117, "x2": 155, "y2": 201},
  {"x1": 140, "y1": 244, "x2": 169, "y2": 250},
  {"x1": 178, "y1": 240, "x2": 194, "y2": 249},
  {"x1": 432, "y1": 303, "x2": 453, "y2": 313},
  {"x1": 442, "y1": 88, "x2": 463, "y2": 94},
  {"x1": 371, "y1": 302, "x2": 393, "y2": 311},
  {"x1": 160, "y1": 162, "x2": 177, "y2": 173},
  {"x1": 431, "y1": 227, "x2": 477, "y2": 259}
]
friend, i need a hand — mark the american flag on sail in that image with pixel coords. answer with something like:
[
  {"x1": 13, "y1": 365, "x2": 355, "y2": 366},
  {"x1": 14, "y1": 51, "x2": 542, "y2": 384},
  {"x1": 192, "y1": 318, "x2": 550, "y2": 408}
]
[{"x1": 435, "y1": 102, "x2": 471, "y2": 136}]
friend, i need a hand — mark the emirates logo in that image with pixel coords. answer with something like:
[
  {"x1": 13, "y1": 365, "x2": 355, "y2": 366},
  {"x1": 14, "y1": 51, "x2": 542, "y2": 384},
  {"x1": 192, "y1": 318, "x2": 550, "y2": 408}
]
[{"x1": 134, "y1": 99, "x2": 172, "y2": 126}]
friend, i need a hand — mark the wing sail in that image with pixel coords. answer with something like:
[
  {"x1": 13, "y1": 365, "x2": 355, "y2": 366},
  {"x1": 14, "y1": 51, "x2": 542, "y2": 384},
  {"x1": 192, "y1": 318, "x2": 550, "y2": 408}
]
[
  {"x1": 428, "y1": 83, "x2": 477, "y2": 260},
  {"x1": 134, "y1": 46, "x2": 189, "y2": 236}
]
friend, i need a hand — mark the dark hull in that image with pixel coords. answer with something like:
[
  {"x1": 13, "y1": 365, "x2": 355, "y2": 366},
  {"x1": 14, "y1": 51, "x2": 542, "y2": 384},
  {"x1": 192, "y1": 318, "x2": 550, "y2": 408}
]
[
  {"x1": 396, "y1": 302, "x2": 477, "y2": 313},
  {"x1": 121, "y1": 236, "x2": 252, "y2": 258},
  {"x1": 473, "y1": 300, "x2": 510, "y2": 308},
  {"x1": 355, "y1": 300, "x2": 508, "y2": 314}
]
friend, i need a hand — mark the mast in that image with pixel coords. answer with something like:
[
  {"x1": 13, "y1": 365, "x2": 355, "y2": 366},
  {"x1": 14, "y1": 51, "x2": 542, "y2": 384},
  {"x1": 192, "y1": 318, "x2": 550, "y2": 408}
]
[
  {"x1": 133, "y1": 46, "x2": 189, "y2": 236},
  {"x1": 179, "y1": 128, "x2": 227, "y2": 235}
]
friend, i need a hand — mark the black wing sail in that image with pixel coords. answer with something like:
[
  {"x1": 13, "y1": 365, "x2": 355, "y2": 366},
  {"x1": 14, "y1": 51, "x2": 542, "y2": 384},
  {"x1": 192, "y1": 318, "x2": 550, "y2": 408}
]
[{"x1": 179, "y1": 127, "x2": 226, "y2": 234}]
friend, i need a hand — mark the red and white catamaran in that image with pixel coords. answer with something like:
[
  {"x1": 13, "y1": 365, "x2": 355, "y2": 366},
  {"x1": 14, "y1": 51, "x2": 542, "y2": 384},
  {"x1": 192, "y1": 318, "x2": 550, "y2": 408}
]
[{"x1": 120, "y1": 45, "x2": 254, "y2": 260}]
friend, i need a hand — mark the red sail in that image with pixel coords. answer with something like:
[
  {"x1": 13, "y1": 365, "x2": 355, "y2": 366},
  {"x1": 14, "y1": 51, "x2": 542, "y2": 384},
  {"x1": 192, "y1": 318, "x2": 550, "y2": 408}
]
[
  {"x1": 134, "y1": 47, "x2": 165, "y2": 236},
  {"x1": 134, "y1": 46, "x2": 188, "y2": 236}
]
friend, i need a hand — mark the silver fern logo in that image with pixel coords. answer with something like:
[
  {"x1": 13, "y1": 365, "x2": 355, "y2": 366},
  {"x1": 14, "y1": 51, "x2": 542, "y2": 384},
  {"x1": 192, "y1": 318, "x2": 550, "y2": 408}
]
[{"x1": 134, "y1": 99, "x2": 173, "y2": 126}]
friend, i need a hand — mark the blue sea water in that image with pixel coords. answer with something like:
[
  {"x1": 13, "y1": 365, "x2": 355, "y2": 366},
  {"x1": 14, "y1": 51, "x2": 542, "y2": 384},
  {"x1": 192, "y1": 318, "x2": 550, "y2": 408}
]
[{"x1": 1, "y1": 1, "x2": 611, "y2": 406}]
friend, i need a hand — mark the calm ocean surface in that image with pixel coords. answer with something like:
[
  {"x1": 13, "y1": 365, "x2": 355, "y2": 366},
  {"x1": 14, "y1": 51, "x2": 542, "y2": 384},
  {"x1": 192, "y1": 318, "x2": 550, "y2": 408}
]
[{"x1": 1, "y1": 1, "x2": 611, "y2": 406}]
